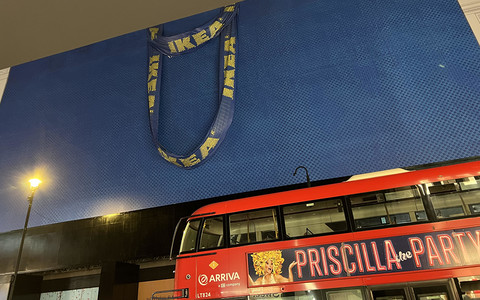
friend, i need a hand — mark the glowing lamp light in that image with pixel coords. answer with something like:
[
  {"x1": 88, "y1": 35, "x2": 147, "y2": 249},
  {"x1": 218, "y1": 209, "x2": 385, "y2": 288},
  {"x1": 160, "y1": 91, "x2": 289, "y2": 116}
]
[
  {"x1": 28, "y1": 178, "x2": 41, "y2": 189},
  {"x1": 104, "y1": 213, "x2": 121, "y2": 219}
]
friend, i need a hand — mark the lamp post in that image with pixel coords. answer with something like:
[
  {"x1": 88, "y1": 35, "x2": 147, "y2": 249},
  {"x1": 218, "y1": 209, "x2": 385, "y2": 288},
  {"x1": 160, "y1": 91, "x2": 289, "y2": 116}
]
[
  {"x1": 293, "y1": 166, "x2": 311, "y2": 188},
  {"x1": 7, "y1": 179, "x2": 41, "y2": 300}
]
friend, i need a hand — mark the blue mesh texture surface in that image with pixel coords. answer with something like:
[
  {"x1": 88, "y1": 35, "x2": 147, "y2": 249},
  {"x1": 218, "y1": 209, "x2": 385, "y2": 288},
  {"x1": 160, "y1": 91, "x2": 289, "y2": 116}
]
[{"x1": 0, "y1": 0, "x2": 479, "y2": 232}]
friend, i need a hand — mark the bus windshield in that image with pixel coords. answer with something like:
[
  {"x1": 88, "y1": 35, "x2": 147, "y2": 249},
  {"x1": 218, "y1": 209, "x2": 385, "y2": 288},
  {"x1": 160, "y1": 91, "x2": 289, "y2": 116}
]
[{"x1": 179, "y1": 219, "x2": 201, "y2": 253}]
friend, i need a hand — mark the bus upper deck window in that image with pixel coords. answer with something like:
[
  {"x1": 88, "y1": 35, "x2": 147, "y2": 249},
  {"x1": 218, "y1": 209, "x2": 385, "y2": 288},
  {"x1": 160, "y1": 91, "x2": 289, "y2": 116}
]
[
  {"x1": 458, "y1": 176, "x2": 480, "y2": 191},
  {"x1": 229, "y1": 208, "x2": 279, "y2": 245},
  {"x1": 349, "y1": 186, "x2": 425, "y2": 229},
  {"x1": 428, "y1": 176, "x2": 480, "y2": 219},
  {"x1": 283, "y1": 198, "x2": 347, "y2": 238},
  {"x1": 180, "y1": 219, "x2": 201, "y2": 253}
]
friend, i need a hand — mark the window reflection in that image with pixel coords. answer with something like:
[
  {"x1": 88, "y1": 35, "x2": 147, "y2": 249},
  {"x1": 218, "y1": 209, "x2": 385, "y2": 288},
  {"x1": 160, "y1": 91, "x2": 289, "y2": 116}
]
[
  {"x1": 349, "y1": 186, "x2": 425, "y2": 229},
  {"x1": 230, "y1": 209, "x2": 278, "y2": 245},
  {"x1": 179, "y1": 219, "x2": 201, "y2": 253},
  {"x1": 283, "y1": 198, "x2": 346, "y2": 238},
  {"x1": 427, "y1": 176, "x2": 480, "y2": 219},
  {"x1": 199, "y1": 216, "x2": 224, "y2": 250}
]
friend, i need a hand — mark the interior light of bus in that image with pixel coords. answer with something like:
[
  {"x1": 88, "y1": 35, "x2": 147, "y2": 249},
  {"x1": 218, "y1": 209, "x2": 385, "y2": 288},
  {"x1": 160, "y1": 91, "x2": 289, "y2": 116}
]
[
  {"x1": 463, "y1": 176, "x2": 478, "y2": 185},
  {"x1": 306, "y1": 203, "x2": 314, "y2": 207}
]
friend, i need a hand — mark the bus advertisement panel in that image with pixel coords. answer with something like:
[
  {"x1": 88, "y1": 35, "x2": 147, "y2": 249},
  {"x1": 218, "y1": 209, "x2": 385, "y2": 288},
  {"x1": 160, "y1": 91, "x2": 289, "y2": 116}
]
[{"x1": 247, "y1": 226, "x2": 480, "y2": 286}]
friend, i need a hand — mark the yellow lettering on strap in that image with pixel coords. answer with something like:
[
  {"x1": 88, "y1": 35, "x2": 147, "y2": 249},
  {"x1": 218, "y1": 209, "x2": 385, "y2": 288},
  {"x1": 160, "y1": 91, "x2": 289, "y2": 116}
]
[
  {"x1": 149, "y1": 28, "x2": 159, "y2": 40},
  {"x1": 148, "y1": 62, "x2": 158, "y2": 81},
  {"x1": 168, "y1": 41, "x2": 177, "y2": 53},
  {"x1": 226, "y1": 54, "x2": 235, "y2": 68},
  {"x1": 149, "y1": 95, "x2": 155, "y2": 114},
  {"x1": 158, "y1": 148, "x2": 182, "y2": 167},
  {"x1": 148, "y1": 79, "x2": 157, "y2": 92},
  {"x1": 200, "y1": 137, "x2": 220, "y2": 159},
  {"x1": 174, "y1": 37, "x2": 195, "y2": 52},
  {"x1": 224, "y1": 69, "x2": 235, "y2": 88},
  {"x1": 148, "y1": 56, "x2": 160, "y2": 81},
  {"x1": 149, "y1": 55, "x2": 160, "y2": 64},
  {"x1": 193, "y1": 30, "x2": 210, "y2": 46},
  {"x1": 223, "y1": 87, "x2": 234, "y2": 99},
  {"x1": 209, "y1": 21, "x2": 224, "y2": 37},
  {"x1": 225, "y1": 37, "x2": 236, "y2": 53},
  {"x1": 180, "y1": 154, "x2": 201, "y2": 167}
]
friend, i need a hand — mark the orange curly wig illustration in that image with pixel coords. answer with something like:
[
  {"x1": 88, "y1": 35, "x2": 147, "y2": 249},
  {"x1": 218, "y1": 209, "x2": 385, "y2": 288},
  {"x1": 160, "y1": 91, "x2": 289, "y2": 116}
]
[{"x1": 250, "y1": 250, "x2": 285, "y2": 276}]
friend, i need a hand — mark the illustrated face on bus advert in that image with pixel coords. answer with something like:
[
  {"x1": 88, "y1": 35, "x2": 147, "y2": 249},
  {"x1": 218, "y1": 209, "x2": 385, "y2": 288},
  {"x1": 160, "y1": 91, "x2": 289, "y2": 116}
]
[
  {"x1": 248, "y1": 250, "x2": 298, "y2": 286},
  {"x1": 264, "y1": 259, "x2": 273, "y2": 275}
]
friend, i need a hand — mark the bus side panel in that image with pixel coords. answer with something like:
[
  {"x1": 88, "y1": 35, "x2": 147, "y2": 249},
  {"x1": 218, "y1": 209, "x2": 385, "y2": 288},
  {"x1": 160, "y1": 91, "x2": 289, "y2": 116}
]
[
  {"x1": 174, "y1": 256, "x2": 197, "y2": 299},
  {"x1": 188, "y1": 217, "x2": 480, "y2": 298},
  {"x1": 194, "y1": 249, "x2": 248, "y2": 299}
]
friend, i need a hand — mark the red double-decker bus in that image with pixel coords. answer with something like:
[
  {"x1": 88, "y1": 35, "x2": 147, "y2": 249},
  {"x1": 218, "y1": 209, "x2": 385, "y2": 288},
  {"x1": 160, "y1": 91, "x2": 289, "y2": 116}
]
[{"x1": 170, "y1": 160, "x2": 480, "y2": 300}]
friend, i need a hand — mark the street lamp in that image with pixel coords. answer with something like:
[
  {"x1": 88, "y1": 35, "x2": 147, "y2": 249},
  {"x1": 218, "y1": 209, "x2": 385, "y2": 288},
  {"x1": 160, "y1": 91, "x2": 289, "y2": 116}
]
[{"x1": 7, "y1": 179, "x2": 41, "y2": 300}]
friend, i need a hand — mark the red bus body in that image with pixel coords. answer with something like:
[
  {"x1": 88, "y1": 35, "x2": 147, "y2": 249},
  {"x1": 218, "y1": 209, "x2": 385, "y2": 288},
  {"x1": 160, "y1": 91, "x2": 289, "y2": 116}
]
[{"x1": 174, "y1": 160, "x2": 480, "y2": 299}]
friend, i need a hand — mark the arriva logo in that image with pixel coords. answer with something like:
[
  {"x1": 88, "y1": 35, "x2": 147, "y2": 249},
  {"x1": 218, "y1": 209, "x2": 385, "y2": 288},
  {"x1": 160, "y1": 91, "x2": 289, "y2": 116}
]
[
  {"x1": 198, "y1": 274, "x2": 209, "y2": 286},
  {"x1": 198, "y1": 272, "x2": 240, "y2": 286}
]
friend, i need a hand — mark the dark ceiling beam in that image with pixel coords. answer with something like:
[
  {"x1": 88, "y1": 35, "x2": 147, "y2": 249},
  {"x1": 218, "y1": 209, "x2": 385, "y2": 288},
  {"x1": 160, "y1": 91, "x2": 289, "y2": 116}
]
[{"x1": 0, "y1": 0, "x2": 240, "y2": 69}]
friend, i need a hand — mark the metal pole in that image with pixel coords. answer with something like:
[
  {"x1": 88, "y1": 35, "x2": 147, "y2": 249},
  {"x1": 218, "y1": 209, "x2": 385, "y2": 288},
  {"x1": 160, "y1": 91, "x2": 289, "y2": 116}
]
[
  {"x1": 294, "y1": 166, "x2": 311, "y2": 188},
  {"x1": 7, "y1": 190, "x2": 34, "y2": 300}
]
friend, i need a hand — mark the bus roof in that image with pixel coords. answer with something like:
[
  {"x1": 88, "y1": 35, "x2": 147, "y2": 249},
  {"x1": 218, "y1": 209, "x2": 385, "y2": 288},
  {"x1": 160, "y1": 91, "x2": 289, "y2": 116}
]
[{"x1": 191, "y1": 160, "x2": 480, "y2": 217}]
